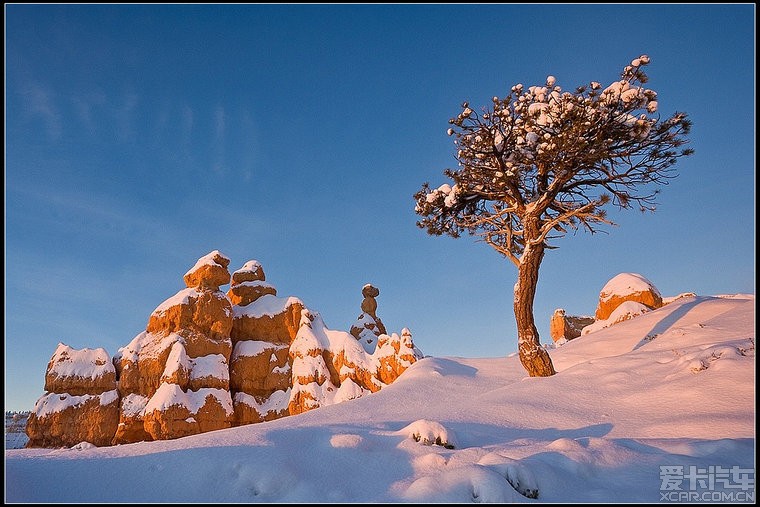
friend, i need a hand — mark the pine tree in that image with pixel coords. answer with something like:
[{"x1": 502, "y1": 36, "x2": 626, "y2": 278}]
[{"x1": 414, "y1": 55, "x2": 693, "y2": 376}]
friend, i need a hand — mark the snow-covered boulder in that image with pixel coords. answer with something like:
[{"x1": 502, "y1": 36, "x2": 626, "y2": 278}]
[
  {"x1": 227, "y1": 260, "x2": 277, "y2": 306},
  {"x1": 182, "y1": 250, "x2": 231, "y2": 290},
  {"x1": 594, "y1": 273, "x2": 663, "y2": 321},
  {"x1": 146, "y1": 288, "x2": 233, "y2": 358},
  {"x1": 44, "y1": 344, "x2": 117, "y2": 396},
  {"x1": 26, "y1": 343, "x2": 120, "y2": 448},
  {"x1": 26, "y1": 389, "x2": 119, "y2": 448},
  {"x1": 549, "y1": 309, "x2": 594, "y2": 342}
]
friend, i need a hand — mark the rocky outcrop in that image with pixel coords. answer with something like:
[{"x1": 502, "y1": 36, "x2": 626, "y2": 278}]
[
  {"x1": 26, "y1": 344, "x2": 119, "y2": 448},
  {"x1": 376, "y1": 328, "x2": 423, "y2": 385},
  {"x1": 114, "y1": 250, "x2": 234, "y2": 444},
  {"x1": 228, "y1": 260, "x2": 303, "y2": 426},
  {"x1": 594, "y1": 273, "x2": 663, "y2": 321},
  {"x1": 350, "y1": 284, "x2": 388, "y2": 352},
  {"x1": 27, "y1": 253, "x2": 423, "y2": 447},
  {"x1": 549, "y1": 309, "x2": 595, "y2": 342},
  {"x1": 289, "y1": 309, "x2": 423, "y2": 415},
  {"x1": 227, "y1": 260, "x2": 277, "y2": 306}
]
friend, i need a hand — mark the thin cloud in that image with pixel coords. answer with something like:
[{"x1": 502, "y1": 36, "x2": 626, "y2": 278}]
[
  {"x1": 71, "y1": 90, "x2": 106, "y2": 136},
  {"x1": 213, "y1": 105, "x2": 226, "y2": 174},
  {"x1": 240, "y1": 108, "x2": 258, "y2": 183},
  {"x1": 181, "y1": 104, "x2": 194, "y2": 143},
  {"x1": 18, "y1": 79, "x2": 62, "y2": 141},
  {"x1": 115, "y1": 92, "x2": 139, "y2": 143}
]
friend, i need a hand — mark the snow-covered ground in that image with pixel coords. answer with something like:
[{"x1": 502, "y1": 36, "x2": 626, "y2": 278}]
[
  {"x1": 4, "y1": 412, "x2": 29, "y2": 450},
  {"x1": 5, "y1": 294, "x2": 755, "y2": 503}
]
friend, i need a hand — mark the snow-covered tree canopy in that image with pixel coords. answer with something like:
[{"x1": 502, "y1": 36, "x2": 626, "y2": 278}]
[{"x1": 414, "y1": 55, "x2": 693, "y2": 267}]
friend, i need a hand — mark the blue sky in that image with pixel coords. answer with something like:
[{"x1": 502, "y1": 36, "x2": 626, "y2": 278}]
[{"x1": 5, "y1": 4, "x2": 755, "y2": 411}]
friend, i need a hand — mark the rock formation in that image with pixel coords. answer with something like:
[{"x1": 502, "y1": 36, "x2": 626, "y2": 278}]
[
  {"x1": 289, "y1": 310, "x2": 423, "y2": 415},
  {"x1": 25, "y1": 344, "x2": 119, "y2": 447},
  {"x1": 27, "y1": 252, "x2": 423, "y2": 448},
  {"x1": 550, "y1": 273, "x2": 669, "y2": 342},
  {"x1": 350, "y1": 284, "x2": 388, "y2": 352},
  {"x1": 549, "y1": 309, "x2": 594, "y2": 342},
  {"x1": 594, "y1": 272, "x2": 663, "y2": 321},
  {"x1": 113, "y1": 250, "x2": 234, "y2": 444},
  {"x1": 227, "y1": 260, "x2": 303, "y2": 425}
]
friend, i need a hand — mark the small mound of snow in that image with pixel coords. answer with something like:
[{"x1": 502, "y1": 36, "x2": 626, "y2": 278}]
[
  {"x1": 477, "y1": 452, "x2": 539, "y2": 499},
  {"x1": 402, "y1": 465, "x2": 523, "y2": 503},
  {"x1": 399, "y1": 419, "x2": 457, "y2": 449},
  {"x1": 329, "y1": 433, "x2": 363, "y2": 448},
  {"x1": 71, "y1": 441, "x2": 96, "y2": 450}
]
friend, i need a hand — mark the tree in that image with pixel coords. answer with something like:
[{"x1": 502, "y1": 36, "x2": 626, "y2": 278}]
[{"x1": 414, "y1": 55, "x2": 693, "y2": 377}]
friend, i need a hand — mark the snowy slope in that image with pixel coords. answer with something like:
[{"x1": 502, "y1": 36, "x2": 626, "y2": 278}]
[{"x1": 5, "y1": 294, "x2": 755, "y2": 503}]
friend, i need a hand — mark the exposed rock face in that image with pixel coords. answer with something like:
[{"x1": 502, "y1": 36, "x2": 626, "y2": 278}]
[
  {"x1": 26, "y1": 343, "x2": 120, "y2": 448},
  {"x1": 350, "y1": 284, "x2": 388, "y2": 352},
  {"x1": 594, "y1": 273, "x2": 663, "y2": 321},
  {"x1": 549, "y1": 309, "x2": 595, "y2": 342},
  {"x1": 28, "y1": 253, "x2": 423, "y2": 447}
]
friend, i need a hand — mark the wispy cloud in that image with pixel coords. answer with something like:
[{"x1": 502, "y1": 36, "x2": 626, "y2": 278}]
[
  {"x1": 181, "y1": 104, "x2": 194, "y2": 142},
  {"x1": 7, "y1": 181, "x2": 269, "y2": 261},
  {"x1": 115, "y1": 91, "x2": 139, "y2": 142},
  {"x1": 213, "y1": 105, "x2": 226, "y2": 174},
  {"x1": 71, "y1": 90, "x2": 106, "y2": 136},
  {"x1": 240, "y1": 109, "x2": 257, "y2": 182},
  {"x1": 18, "y1": 79, "x2": 62, "y2": 141}
]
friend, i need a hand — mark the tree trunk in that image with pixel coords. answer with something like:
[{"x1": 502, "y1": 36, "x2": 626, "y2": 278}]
[{"x1": 514, "y1": 243, "x2": 556, "y2": 377}]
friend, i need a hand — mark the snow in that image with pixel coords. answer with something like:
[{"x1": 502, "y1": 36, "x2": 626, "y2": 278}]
[
  {"x1": 6, "y1": 294, "x2": 755, "y2": 503},
  {"x1": 236, "y1": 260, "x2": 262, "y2": 273},
  {"x1": 4, "y1": 412, "x2": 30, "y2": 450},
  {"x1": 161, "y1": 342, "x2": 189, "y2": 380},
  {"x1": 48, "y1": 343, "x2": 115, "y2": 379},
  {"x1": 118, "y1": 331, "x2": 183, "y2": 363},
  {"x1": 189, "y1": 354, "x2": 229, "y2": 381},
  {"x1": 599, "y1": 272, "x2": 661, "y2": 301},
  {"x1": 120, "y1": 393, "x2": 148, "y2": 417},
  {"x1": 235, "y1": 280, "x2": 274, "y2": 290},
  {"x1": 232, "y1": 340, "x2": 288, "y2": 360},
  {"x1": 581, "y1": 300, "x2": 651, "y2": 335},
  {"x1": 152, "y1": 287, "x2": 201, "y2": 315},
  {"x1": 32, "y1": 390, "x2": 119, "y2": 418},
  {"x1": 233, "y1": 294, "x2": 303, "y2": 319},
  {"x1": 234, "y1": 389, "x2": 290, "y2": 418},
  {"x1": 184, "y1": 250, "x2": 230, "y2": 277},
  {"x1": 144, "y1": 383, "x2": 233, "y2": 416}
]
